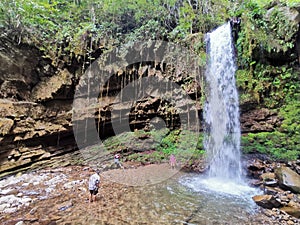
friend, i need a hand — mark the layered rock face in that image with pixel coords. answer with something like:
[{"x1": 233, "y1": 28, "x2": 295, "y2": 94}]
[
  {"x1": 0, "y1": 34, "x2": 286, "y2": 177},
  {"x1": 0, "y1": 39, "x2": 204, "y2": 177},
  {"x1": 72, "y1": 41, "x2": 203, "y2": 149},
  {"x1": 0, "y1": 37, "x2": 76, "y2": 177}
]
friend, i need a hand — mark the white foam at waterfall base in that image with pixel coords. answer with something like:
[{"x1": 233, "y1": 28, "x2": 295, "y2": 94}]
[
  {"x1": 179, "y1": 175, "x2": 261, "y2": 203},
  {"x1": 178, "y1": 175, "x2": 261, "y2": 217},
  {"x1": 197, "y1": 177, "x2": 259, "y2": 196}
]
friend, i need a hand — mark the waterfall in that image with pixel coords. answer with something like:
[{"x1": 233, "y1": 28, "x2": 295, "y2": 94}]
[{"x1": 204, "y1": 22, "x2": 242, "y2": 182}]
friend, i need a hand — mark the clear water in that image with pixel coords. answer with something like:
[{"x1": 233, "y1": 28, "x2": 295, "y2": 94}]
[
  {"x1": 1, "y1": 169, "x2": 263, "y2": 225},
  {"x1": 204, "y1": 22, "x2": 242, "y2": 182},
  {"x1": 124, "y1": 174, "x2": 262, "y2": 225}
]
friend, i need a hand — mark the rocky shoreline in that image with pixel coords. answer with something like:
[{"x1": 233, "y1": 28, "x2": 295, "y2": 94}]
[
  {"x1": 0, "y1": 157, "x2": 299, "y2": 224},
  {"x1": 247, "y1": 158, "x2": 300, "y2": 225}
]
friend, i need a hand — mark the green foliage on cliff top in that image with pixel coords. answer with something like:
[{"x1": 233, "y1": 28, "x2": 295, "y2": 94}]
[
  {"x1": 0, "y1": 0, "x2": 166, "y2": 64},
  {"x1": 0, "y1": 0, "x2": 234, "y2": 64},
  {"x1": 0, "y1": 0, "x2": 298, "y2": 82}
]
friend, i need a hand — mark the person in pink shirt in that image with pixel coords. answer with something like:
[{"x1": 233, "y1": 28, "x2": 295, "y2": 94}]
[{"x1": 169, "y1": 154, "x2": 176, "y2": 169}]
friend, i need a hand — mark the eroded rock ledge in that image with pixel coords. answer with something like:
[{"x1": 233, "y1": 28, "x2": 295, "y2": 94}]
[
  {"x1": 0, "y1": 37, "x2": 284, "y2": 177},
  {"x1": 0, "y1": 37, "x2": 77, "y2": 177}
]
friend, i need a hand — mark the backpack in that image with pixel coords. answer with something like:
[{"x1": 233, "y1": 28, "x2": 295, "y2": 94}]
[{"x1": 94, "y1": 179, "x2": 99, "y2": 190}]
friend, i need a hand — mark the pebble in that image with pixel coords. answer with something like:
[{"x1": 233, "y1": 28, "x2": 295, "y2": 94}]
[
  {"x1": 22, "y1": 183, "x2": 29, "y2": 187},
  {"x1": 15, "y1": 221, "x2": 25, "y2": 225},
  {"x1": 63, "y1": 180, "x2": 84, "y2": 189},
  {"x1": 57, "y1": 200, "x2": 73, "y2": 211},
  {"x1": 45, "y1": 187, "x2": 55, "y2": 193},
  {"x1": 29, "y1": 206, "x2": 38, "y2": 215},
  {"x1": 3, "y1": 207, "x2": 17, "y2": 213},
  {"x1": 0, "y1": 188, "x2": 14, "y2": 195},
  {"x1": 0, "y1": 203, "x2": 10, "y2": 211}
]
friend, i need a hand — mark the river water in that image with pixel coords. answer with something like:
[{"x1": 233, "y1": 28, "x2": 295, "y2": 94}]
[
  {"x1": 1, "y1": 165, "x2": 267, "y2": 225},
  {"x1": 124, "y1": 174, "x2": 261, "y2": 225}
]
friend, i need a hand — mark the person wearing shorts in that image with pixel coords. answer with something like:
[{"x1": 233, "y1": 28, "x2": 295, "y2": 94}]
[{"x1": 88, "y1": 169, "x2": 100, "y2": 202}]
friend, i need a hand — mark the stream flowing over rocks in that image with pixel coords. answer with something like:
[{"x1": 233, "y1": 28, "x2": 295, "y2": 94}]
[{"x1": 0, "y1": 158, "x2": 299, "y2": 225}]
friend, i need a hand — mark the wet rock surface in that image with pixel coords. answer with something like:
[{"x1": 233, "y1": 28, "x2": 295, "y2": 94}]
[
  {"x1": 248, "y1": 158, "x2": 300, "y2": 223},
  {"x1": 275, "y1": 166, "x2": 300, "y2": 194},
  {"x1": 0, "y1": 162, "x2": 296, "y2": 225},
  {"x1": 252, "y1": 195, "x2": 282, "y2": 209},
  {"x1": 0, "y1": 166, "x2": 126, "y2": 225},
  {"x1": 240, "y1": 108, "x2": 282, "y2": 132}
]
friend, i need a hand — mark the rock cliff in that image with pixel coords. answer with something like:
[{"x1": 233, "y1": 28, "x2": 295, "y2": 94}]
[
  {"x1": 0, "y1": 37, "x2": 76, "y2": 177},
  {"x1": 1, "y1": 1, "x2": 299, "y2": 176},
  {"x1": 0, "y1": 36, "x2": 285, "y2": 177}
]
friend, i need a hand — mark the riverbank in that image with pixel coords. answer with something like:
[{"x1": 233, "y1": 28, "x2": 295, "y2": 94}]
[{"x1": 1, "y1": 163, "x2": 297, "y2": 225}]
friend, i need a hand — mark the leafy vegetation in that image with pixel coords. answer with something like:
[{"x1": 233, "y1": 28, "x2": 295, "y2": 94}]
[
  {"x1": 237, "y1": 64, "x2": 300, "y2": 107},
  {"x1": 157, "y1": 129, "x2": 205, "y2": 161},
  {"x1": 0, "y1": 0, "x2": 299, "y2": 161},
  {"x1": 0, "y1": 0, "x2": 233, "y2": 65},
  {"x1": 235, "y1": 0, "x2": 300, "y2": 106},
  {"x1": 241, "y1": 131, "x2": 299, "y2": 161},
  {"x1": 233, "y1": 0, "x2": 300, "y2": 160},
  {"x1": 102, "y1": 129, "x2": 205, "y2": 164},
  {"x1": 241, "y1": 100, "x2": 300, "y2": 160}
]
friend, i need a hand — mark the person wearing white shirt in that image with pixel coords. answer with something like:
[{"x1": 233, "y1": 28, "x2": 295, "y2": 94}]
[{"x1": 88, "y1": 169, "x2": 100, "y2": 203}]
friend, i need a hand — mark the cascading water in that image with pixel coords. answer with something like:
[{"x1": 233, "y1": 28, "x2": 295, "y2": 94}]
[
  {"x1": 180, "y1": 22, "x2": 260, "y2": 203},
  {"x1": 204, "y1": 21, "x2": 242, "y2": 183}
]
